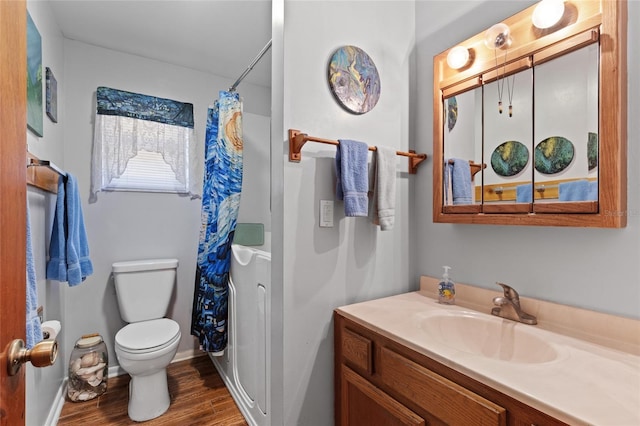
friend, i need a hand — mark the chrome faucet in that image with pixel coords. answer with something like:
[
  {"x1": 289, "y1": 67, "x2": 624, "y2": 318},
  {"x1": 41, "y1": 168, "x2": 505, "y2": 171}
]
[{"x1": 491, "y1": 282, "x2": 537, "y2": 325}]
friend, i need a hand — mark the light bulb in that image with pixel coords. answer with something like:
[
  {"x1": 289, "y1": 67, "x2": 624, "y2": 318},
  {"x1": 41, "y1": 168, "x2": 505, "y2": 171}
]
[
  {"x1": 484, "y1": 23, "x2": 511, "y2": 50},
  {"x1": 532, "y1": 0, "x2": 565, "y2": 29},
  {"x1": 446, "y1": 46, "x2": 470, "y2": 70}
]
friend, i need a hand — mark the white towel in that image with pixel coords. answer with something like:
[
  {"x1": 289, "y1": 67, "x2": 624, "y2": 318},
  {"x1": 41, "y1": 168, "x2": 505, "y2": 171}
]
[{"x1": 371, "y1": 146, "x2": 396, "y2": 230}]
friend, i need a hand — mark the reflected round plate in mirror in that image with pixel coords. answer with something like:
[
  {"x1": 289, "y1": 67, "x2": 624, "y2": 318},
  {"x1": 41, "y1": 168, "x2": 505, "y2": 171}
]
[
  {"x1": 328, "y1": 45, "x2": 381, "y2": 114},
  {"x1": 491, "y1": 141, "x2": 529, "y2": 177},
  {"x1": 447, "y1": 96, "x2": 458, "y2": 132},
  {"x1": 534, "y1": 136, "x2": 575, "y2": 174},
  {"x1": 587, "y1": 132, "x2": 598, "y2": 170}
]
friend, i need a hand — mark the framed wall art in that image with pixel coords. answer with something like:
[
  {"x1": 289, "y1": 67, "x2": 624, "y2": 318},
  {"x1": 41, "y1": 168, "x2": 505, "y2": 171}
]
[
  {"x1": 27, "y1": 12, "x2": 43, "y2": 136},
  {"x1": 46, "y1": 67, "x2": 58, "y2": 123}
]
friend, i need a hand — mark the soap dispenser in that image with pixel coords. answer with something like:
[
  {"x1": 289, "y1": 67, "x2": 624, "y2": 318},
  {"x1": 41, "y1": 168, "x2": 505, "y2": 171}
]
[{"x1": 438, "y1": 266, "x2": 455, "y2": 305}]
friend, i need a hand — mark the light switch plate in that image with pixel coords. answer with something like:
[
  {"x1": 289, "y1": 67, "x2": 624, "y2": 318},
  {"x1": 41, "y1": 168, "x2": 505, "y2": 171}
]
[{"x1": 320, "y1": 200, "x2": 334, "y2": 227}]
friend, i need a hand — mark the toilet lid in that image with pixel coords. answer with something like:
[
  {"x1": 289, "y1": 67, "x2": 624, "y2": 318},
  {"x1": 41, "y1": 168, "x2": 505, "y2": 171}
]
[{"x1": 116, "y1": 318, "x2": 180, "y2": 352}]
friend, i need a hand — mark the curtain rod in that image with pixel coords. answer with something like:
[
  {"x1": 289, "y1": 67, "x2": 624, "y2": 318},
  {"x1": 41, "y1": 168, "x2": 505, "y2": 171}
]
[{"x1": 229, "y1": 39, "x2": 272, "y2": 92}]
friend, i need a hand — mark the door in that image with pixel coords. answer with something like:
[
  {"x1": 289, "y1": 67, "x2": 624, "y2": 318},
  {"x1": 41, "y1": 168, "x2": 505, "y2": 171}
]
[{"x1": 0, "y1": 0, "x2": 28, "y2": 424}]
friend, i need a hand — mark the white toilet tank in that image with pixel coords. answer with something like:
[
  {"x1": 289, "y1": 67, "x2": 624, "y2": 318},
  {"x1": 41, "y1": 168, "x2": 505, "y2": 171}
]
[{"x1": 112, "y1": 259, "x2": 179, "y2": 323}]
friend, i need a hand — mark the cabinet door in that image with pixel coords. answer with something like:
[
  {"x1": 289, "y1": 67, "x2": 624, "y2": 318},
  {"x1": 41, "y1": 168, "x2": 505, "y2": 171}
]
[{"x1": 341, "y1": 366, "x2": 425, "y2": 426}]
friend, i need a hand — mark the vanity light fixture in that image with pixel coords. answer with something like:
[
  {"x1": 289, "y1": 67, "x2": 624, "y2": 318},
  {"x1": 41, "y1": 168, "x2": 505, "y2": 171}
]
[
  {"x1": 446, "y1": 45, "x2": 470, "y2": 70},
  {"x1": 532, "y1": 0, "x2": 565, "y2": 29},
  {"x1": 484, "y1": 23, "x2": 514, "y2": 116},
  {"x1": 484, "y1": 23, "x2": 511, "y2": 50}
]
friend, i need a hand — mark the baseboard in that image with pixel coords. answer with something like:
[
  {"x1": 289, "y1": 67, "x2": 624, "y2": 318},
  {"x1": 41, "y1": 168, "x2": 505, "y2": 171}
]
[
  {"x1": 44, "y1": 378, "x2": 67, "y2": 426},
  {"x1": 173, "y1": 348, "x2": 207, "y2": 363}
]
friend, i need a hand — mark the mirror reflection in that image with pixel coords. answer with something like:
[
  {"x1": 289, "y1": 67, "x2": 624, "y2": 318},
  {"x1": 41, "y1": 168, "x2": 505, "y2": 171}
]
[
  {"x1": 483, "y1": 67, "x2": 533, "y2": 204},
  {"x1": 533, "y1": 44, "x2": 599, "y2": 203},
  {"x1": 442, "y1": 44, "x2": 599, "y2": 207},
  {"x1": 443, "y1": 87, "x2": 482, "y2": 206}
]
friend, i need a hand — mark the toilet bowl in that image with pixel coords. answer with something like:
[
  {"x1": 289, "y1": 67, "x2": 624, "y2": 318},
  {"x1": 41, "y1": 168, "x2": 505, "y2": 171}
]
[
  {"x1": 112, "y1": 259, "x2": 180, "y2": 422},
  {"x1": 115, "y1": 318, "x2": 181, "y2": 421}
]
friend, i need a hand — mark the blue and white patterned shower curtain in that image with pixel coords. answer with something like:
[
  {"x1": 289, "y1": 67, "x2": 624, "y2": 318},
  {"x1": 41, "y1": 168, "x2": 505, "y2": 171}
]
[{"x1": 191, "y1": 91, "x2": 243, "y2": 353}]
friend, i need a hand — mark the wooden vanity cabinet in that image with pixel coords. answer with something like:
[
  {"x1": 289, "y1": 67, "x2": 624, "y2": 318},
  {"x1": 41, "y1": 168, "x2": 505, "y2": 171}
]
[{"x1": 335, "y1": 312, "x2": 567, "y2": 426}]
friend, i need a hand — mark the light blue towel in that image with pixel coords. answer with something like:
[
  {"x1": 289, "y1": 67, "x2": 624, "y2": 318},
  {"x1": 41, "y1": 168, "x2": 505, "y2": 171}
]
[
  {"x1": 516, "y1": 184, "x2": 532, "y2": 203},
  {"x1": 46, "y1": 177, "x2": 66, "y2": 281},
  {"x1": 46, "y1": 174, "x2": 94, "y2": 286},
  {"x1": 26, "y1": 203, "x2": 42, "y2": 349},
  {"x1": 336, "y1": 140, "x2": 369, "y2": 216},
  {"x1": 588, "y1": 180, "x2": 598, "y2": 200},
  {"x1": 447, "y1": 158, "x2": 472, "y2": 205},
  {"x1": 559, "y1": 180, "x2": 597, "y2": 201}
]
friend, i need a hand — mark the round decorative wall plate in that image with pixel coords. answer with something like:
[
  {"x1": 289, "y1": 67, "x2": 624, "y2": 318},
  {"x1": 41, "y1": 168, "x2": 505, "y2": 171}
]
[
  {"x1": 534, "y1": 136, "x2": 575, "y2": 174},
  {"x1": 491, "y1": 141, "x2": 529, "y2": 177},
  {"x1": 328, "y1": 45, "x2": 381, "y2": 114}
]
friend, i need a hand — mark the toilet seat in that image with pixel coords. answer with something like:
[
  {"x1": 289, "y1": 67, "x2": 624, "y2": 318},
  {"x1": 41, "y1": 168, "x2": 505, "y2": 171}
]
[{"x1": 116, "y1": 318, "x2": 180, "y2": 353}]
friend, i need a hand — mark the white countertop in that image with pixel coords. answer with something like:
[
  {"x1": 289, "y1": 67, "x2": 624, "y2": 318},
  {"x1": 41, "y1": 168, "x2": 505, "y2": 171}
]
[{"x1": 336, "y1": 291, "x2": 640, "y2": 426}]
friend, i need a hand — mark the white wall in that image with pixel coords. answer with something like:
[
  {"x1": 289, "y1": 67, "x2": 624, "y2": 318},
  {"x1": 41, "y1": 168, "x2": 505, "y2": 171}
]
[
  {"x1": 281, "y1": 1, "x2": 415, "y2": 424},
  {"x1": 414, "y1": 1, "x2": 640, "y2": 319},
  {"x1": 25, "y1": 1, "x2": 67, "y2": 425}
]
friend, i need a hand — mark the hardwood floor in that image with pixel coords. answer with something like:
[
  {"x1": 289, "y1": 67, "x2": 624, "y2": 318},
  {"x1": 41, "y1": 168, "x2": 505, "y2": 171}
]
[{"x1": 57, "y1": 355, "x2": 248, "y2": 425}]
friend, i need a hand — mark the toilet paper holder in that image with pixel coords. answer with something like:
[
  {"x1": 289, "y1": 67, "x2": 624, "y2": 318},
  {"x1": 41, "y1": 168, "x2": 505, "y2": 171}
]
[{"x1": 41, "y1": 320, "x2": 61, "y2": 340}]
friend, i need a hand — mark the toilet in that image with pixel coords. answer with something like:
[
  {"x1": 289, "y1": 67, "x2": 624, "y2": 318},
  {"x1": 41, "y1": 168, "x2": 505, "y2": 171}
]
[{"x1": 112, "y1": 258, "x2": 181, "y2": 422}]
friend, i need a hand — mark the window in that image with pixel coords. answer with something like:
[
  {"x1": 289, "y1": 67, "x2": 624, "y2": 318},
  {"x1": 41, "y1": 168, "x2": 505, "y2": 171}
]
[{"x1": 90, "y1": 87, "x2": 198, "y2": 202}]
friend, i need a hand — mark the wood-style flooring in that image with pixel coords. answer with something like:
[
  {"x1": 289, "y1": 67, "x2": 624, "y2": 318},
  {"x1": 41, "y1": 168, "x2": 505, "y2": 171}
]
[{"x1": 57, "y1": 355, "x2": 248, "y2": 425}]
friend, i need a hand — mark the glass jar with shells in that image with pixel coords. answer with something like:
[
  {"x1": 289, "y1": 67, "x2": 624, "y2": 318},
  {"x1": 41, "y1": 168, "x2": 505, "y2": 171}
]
[{"x1": 67, "y1": 334, "x2": 108, "y2": 402}]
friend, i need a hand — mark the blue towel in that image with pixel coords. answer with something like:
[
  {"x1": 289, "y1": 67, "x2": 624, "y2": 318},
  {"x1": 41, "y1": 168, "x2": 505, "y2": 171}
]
[
  {"x1": 516, "y1": 184, "x2": 532, "y2": 203},
  {"x1": 26, "y1": 202, "x2": 42, "y2": 349},
  {"x1": 46, "y1": 174, "x2": 93, "y2": 286},
  {"x1": 446, "y1": 158, "x2": 472, "y2": 205},
  {"x1": 46, "y1": 177, "x2": 66, "y2": 281},
  {"x1": 559, "y1": 179, "x2": 596, "y2": 201},
  {"x1": 336, "y1": 140, "x2": 369, "y2": 216},
  {"x1": 588, "y1": 180, "x2": 598, "y2": 200}
]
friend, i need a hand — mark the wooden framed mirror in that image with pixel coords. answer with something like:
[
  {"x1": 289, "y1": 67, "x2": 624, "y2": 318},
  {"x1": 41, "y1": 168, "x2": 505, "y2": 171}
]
[{"x1": 433, "y1": 0, "x2": 627, "y2": 227}]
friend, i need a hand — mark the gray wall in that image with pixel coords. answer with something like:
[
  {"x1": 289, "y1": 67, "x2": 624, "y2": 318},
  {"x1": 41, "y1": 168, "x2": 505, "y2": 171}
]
[
  {"x1": 281, "y1": 1, "x2": 416, "y2": 424},
  {"x1": 413, "y1": 0, "x2": 640, "y2": 319}
]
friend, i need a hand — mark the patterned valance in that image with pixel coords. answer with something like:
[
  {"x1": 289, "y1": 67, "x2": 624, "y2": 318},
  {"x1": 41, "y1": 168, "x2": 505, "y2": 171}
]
[{"x1": 96, "y1": 86, "x2": 194, "y2": 128}]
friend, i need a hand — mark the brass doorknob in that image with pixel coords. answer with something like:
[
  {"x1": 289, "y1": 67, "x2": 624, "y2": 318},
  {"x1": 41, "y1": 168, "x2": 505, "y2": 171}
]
[{"x1": 7, "y1": 338, "x2": 58, "y2": 376}]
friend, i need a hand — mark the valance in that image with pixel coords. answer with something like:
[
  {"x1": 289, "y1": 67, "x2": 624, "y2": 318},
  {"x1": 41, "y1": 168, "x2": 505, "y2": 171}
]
[{"x1": 96, "y1": 86, "x2": 194, "y2": 128}]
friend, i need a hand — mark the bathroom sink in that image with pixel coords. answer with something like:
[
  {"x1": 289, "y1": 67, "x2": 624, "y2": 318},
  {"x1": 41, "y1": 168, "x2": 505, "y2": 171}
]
[{"x1": 419, "y1": 311, "x2": 559, "y2": 363}]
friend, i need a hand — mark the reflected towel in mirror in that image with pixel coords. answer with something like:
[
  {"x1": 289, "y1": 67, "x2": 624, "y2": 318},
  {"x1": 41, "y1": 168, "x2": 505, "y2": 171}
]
[
  {"x1": 444, "y1": 158, "x2": 472, "y2": 205},
  {"x1": 559, "y1": 180, "x2": 597, "y2": 201},
  {"x1": 516, "y1": 184, "x2": 532, "y2": 203}
]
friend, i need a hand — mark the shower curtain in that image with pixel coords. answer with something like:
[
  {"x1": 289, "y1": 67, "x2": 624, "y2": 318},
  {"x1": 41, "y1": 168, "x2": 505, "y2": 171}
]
[{"x1": 191, "y1": 90, "x2": 243, "y2": 353}]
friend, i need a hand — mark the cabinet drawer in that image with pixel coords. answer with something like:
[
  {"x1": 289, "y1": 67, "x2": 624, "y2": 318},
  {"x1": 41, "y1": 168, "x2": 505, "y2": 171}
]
[
  {"x1": 379, "y1": 347, "x2": 506, "y2": 425},
  {"x1": 342, "y1": 327, "x2": 373, "y2": 375}
]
